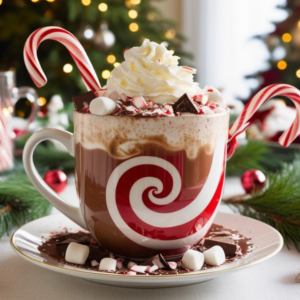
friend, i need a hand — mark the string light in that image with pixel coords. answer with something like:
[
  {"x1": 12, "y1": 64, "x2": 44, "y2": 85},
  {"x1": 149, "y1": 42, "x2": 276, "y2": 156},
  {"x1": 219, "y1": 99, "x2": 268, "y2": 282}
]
[
  {"x1": 128, "y1": 9, "x2": 138, "y2": 19},
  {"x1": 0, "y1": 0, "x2": 3, "y2": 5},
  {"x1": 130, "y1": 0, "x2": 141, "y2": 4},
  {"x1": 63, "y1": 64, "x2": 73, "y2": 73},
  {"x1": 282, "y1": 33, "x2": 292, "y2": 43},
  {"x1": 84, "y1": 28, "x2": 94, "y2": 39},
  {"x1": 98, "y1": 3, "x2": 108, "y2": 12},
  {"x1": 114, "y1": 62, "x2": 120, "y2": 68},
  {"x1": 165, "y1": 29, "x2": 176, "y2": 39},
  {"x1": 129, "y1": 23, "x2": 139, "y2": 32},
  {"x1": 38, "y1": 97, "x2": 47, "y2": 106},
  {"x1": 296, "y1": 69, "x2": 300, "y2": 78},
  {"x1": 46, "y1": 0, "x2": 55, "y2": 2},
  {"x1": 102, "y1": 70, "x2": 111, "y2": 79},
  {"x1": 107, "y1": 55, "x2": 116, "y2": 64},
  {"x1": 81, "y1": 0, "x2": 91, "y2": 6},
  {"x1": 2, "y1": 108, "x2": 10, "y2": 117},
  {"x1": 277, "y1": 60, "x2": 287, "y2": 70},
  {"x1": 8, "y1": 106, "x2": 13, "y2": 113},
  {"x1": 125, "y1": 0, "x2": 133, "y2": 8},
  {"x1": 31, "y1": 0, "x2": 39, "y2": 2}
]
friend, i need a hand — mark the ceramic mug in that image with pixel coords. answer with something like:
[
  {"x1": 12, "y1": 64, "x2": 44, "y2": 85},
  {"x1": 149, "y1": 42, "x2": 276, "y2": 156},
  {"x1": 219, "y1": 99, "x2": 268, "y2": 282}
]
[{"x1": 23, "y1": 110, "x2": 229, "y2": 259}]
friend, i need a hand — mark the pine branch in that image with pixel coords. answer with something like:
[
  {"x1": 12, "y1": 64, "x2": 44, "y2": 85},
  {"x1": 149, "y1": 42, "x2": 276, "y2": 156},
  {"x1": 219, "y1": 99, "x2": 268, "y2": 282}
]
[
  {"x1": 225, "y1": 155, "x2": 300, "y2": 251},
  {"x1": 226, "y1": 140, "x2": 280, "y2": 176},
  {"x1": 0, "y1": 172, "x2": 52, "y2": 239}
]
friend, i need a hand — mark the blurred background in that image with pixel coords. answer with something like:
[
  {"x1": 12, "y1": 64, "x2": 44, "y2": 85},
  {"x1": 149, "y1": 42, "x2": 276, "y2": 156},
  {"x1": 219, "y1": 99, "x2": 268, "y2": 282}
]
[{"x1": 0, "y1": 0, "x2": 298, "y2": 112}]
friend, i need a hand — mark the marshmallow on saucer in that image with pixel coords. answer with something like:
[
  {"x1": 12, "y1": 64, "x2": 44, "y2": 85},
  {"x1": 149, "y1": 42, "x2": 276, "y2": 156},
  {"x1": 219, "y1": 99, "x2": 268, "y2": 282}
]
[
  {"x1": 99, "y1": 257, "x2": 117, "y2": 271},
  {"x1": 182, "y1": 249, "x2": 204, "y2": 271},
  {"x1": 65, "y1": 242, "x2": 90, "y2": 265},
  {"x1": 89, "y1": 96, "x2": 117, "y2": 116},
  {"x1": 204, "y1": 86, "x2": 225, "y2": 105},
  {"x1": 203, "y1": 246, "x2": 226, "y2": 266}
]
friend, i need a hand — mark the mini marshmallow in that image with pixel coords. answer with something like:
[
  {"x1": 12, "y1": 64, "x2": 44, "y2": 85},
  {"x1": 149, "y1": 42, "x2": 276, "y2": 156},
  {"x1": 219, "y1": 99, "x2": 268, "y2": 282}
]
[
  {"x1": 204, "y1": 86, "x2": 225, "y2": 105},
  {"x1": 182, "y1": 249, "x2": 204, "y2": 271},
  {"x1": 65, "y1": 242, "x2": 90, "y2": 265},
  {"x1": 89, "y1": 96, "x2": 117, "y2": 116},
  {"x1": 204, "y1": 246, "x2": 226, "y2": 266},
  {"x1": 99, "y1": 257, "x2": 117, "y2": 271}
]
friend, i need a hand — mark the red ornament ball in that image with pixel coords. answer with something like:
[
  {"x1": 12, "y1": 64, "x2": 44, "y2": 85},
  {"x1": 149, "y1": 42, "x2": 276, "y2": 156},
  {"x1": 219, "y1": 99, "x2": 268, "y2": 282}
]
[
  {"x1": 241, "y1": 170, "x2": 266, "y2": 194},
  {"x1": 44, "y1": 170, "x2": 67, "y2": 194}
]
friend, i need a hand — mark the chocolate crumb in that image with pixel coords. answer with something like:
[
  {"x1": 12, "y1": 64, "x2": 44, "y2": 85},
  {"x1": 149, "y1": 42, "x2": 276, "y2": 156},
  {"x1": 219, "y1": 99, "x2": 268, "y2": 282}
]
[
  {"x1": 173, "y1": 93, "x2": 199, "y2": 114},
  {"x1": 72, "y1": 91, "x2": 95, "y2": 111}
]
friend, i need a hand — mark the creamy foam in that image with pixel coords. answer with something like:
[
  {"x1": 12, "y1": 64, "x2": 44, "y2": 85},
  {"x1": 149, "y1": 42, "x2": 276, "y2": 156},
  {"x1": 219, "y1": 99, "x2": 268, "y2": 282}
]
[{"x1": 74, "y1": 111, "x2": 229, "y2": 159}]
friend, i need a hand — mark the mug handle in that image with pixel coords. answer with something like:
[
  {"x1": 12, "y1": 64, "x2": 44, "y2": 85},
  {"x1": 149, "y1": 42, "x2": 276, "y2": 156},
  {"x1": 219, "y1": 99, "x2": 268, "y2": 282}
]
[
  {"x1": 12, "y1": 86, "x2": 38, "y2": 131},
  {"x1": 22, "y1": 128, "x2": 88, "y2": 230}
]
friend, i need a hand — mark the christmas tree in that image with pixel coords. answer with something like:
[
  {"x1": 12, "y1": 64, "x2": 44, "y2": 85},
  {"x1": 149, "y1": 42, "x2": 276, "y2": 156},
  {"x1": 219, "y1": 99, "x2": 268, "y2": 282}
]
[
  {"x1": 0, "y1": 0, "x2": 187, "y2": 116},
  {"x1": 247, "y1": 0, "x2": 300, "y2": 97}
]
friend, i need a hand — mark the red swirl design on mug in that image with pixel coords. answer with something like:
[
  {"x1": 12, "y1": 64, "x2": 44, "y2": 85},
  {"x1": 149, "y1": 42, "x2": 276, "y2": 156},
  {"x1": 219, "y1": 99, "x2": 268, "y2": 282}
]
[{"x1": 106, "y1": 142, "x2": 226, "y2": 251}]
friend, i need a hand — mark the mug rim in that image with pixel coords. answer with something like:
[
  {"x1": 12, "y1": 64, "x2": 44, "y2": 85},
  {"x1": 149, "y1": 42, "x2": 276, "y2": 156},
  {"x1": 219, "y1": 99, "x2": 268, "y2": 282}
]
[{"x1": 73, "y1": 107, "x2": 230, "y2": 119}]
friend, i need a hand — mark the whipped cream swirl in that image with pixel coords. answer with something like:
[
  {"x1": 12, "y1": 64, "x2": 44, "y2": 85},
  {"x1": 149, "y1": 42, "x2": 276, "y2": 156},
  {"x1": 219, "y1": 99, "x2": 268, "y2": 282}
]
[{"x1": 106, "y1": 39, "x2": 199, "y2": 104}]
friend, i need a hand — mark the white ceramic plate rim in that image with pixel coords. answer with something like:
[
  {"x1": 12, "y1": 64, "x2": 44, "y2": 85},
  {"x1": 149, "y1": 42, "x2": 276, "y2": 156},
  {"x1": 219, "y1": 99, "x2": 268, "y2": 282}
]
[{"x1": 11, "y1": 212, "x2": 284, "y2": 281}]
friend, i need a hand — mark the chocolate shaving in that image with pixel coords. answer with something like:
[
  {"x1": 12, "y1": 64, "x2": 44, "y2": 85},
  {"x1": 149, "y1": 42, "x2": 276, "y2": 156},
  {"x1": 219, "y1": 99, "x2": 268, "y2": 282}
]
[
  {"x1": 203, "y1": 238, "x2": 237, "y2": 258},
  {"x1": 173, "y1": 93, "x2": 199, "y2": 114},
  {"x1": 72, "y1": 91, "x2": 95, "y2": 111}
]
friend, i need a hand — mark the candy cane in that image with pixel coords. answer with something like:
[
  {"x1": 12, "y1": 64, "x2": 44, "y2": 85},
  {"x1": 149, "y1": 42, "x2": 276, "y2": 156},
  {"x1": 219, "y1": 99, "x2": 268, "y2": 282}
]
[
  {"x1": 228, "y1": 84, "x2": 300, "y2": 158},
  {"x1": 0, "y1": 105, "x2": 13, "y2": 172},
  {"x1": 24, "y1": 26, "x2": 101, "y2": 92}
]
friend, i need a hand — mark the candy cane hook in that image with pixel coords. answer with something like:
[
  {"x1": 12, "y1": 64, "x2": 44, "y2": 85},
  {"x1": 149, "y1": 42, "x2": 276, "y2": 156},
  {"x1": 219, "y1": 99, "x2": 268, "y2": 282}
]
[
  {"x1": 228, "y1": 84, "x2": 300, "y2": 158},
  {"x1": 24, "y1": 26, "x2": 101, "y2": 92}
]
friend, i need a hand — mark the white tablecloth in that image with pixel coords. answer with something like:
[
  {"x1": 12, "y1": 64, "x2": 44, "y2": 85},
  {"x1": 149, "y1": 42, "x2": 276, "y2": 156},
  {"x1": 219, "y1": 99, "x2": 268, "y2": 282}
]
[{"x1": 0, "y1": 177, "x2": 299, "y2": 300}]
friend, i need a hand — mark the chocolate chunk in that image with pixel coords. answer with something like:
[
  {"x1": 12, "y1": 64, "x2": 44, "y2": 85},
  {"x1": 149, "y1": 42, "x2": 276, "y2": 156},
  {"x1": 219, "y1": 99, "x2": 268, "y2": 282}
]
[
  {"x1": 56, "y1": 244, "x2": 68, "y2": 256},
  {"x1": 203, "y1": 238, "x2": 237, "y2": 258},
  {"x1": 56, "y1": 236, "x2": 90, "y2": 246},
  {"x1": 72, "y1": 91, "x2": 95, "y2": 111},
  {"x1": 173, "y1": 93, "x2": 199, "y2": 114},
  {"x1": 142, "y1": 253, "x2": 172, "y2": 270},
  {"x1": 88, "y1": 248, "x2": 109, "y2": 262}
]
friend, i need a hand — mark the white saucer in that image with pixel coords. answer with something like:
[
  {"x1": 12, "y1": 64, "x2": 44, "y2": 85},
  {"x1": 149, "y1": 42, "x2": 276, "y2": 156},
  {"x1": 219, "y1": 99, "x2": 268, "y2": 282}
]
[{"x1": 11, "y1": 213, "x2": 283, "y2": 288}]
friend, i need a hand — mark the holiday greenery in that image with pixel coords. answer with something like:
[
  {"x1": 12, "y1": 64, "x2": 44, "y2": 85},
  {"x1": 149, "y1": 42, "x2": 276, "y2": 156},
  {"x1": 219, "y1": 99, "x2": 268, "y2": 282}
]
[
  {"x1": 247, "y1": 0, "x2": 300, "y2": 97},
  {"x1": 225, "y1": 154, "x2": 300, "y2": 252},
  {"x1": 0, "y1": 166, "x2": 51, "y2": 239},
  {"x1": 0, "y1": 0, "x2": 188, "y2": 118}
]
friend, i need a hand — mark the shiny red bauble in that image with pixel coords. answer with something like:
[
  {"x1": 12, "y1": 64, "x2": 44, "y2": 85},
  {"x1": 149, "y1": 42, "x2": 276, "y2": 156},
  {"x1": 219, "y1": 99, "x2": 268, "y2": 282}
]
[
  {"x1": 43, "y1": 169, "x2": 67, "y2": 194},
  {"x1": 241, "y1": 169, "x2": 266, "y2": 194}
]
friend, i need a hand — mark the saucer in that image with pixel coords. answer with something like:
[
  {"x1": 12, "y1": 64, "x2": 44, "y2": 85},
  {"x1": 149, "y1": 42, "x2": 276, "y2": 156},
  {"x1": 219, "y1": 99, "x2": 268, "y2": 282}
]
[{"x1": 11, "y1": 212, "x2": 283, "y2": 288}]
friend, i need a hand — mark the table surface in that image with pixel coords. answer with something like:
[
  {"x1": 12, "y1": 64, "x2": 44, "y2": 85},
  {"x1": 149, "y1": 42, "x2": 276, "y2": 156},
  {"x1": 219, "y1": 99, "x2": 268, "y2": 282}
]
[{"x1": 0, "y1": 177, "x2": 299, "y2": 300}]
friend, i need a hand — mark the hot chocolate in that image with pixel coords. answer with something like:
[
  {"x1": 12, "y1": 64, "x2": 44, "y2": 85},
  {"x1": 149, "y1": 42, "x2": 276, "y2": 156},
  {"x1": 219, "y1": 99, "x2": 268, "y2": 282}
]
[{"x1": 74, "y1": 111, "x2": 229, "y2": 259}]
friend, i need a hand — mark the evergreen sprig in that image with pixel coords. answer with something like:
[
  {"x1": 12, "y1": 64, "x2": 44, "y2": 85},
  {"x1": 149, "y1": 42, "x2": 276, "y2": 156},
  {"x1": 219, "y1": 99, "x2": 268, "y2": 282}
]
[
  {"x1": 225, "y1": 155, "x2": 300, "y2": 251},
  {"x1": 226, "y1": 140, "x2": 279, "y2": 176},
  {"x1": 0, "y1": 170, "x2": 51, "y2": 239}
]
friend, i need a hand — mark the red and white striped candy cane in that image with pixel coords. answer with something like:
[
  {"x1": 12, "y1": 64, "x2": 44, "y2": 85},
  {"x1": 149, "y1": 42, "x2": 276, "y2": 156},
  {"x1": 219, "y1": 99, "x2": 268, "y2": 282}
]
[
  {"x1": 24, "y1": 26, "x2": 101, "y2": 92},
  {"x1": 228, "y1": 84, "x2": 300, "y2": 158},
  {"x1": 0, "y1": 105, "x2": 13, "y2": 172}
]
